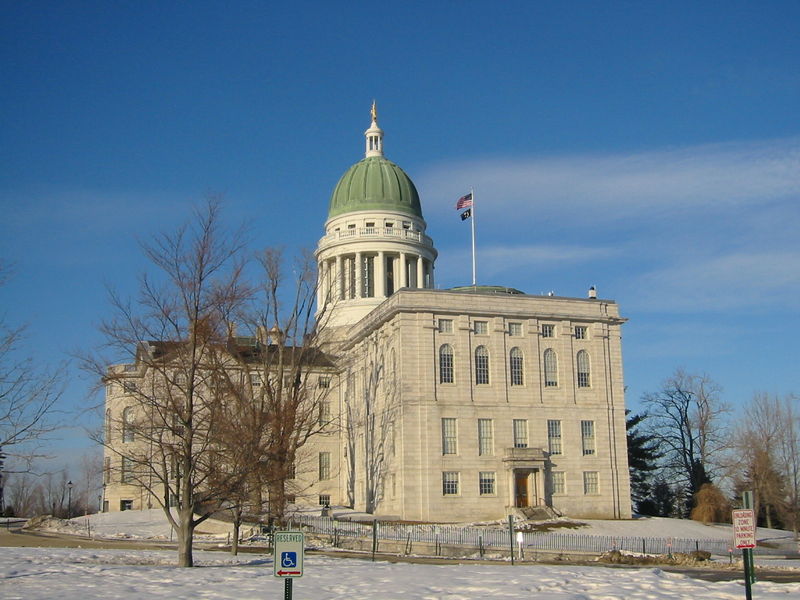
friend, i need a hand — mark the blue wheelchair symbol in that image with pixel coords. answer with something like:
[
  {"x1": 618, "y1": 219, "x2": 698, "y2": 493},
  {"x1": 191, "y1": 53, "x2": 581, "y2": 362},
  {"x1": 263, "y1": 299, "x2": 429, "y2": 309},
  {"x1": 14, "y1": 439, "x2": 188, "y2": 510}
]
[{"x1": 281, "y1": 552, "x2": 297, "y2": 568}]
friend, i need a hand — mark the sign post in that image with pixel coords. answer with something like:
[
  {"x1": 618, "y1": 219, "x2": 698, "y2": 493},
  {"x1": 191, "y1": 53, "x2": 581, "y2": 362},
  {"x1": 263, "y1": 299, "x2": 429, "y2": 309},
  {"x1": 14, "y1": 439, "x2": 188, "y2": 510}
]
[
  {"x1": 274, "y1": 531, "x2": 304, "y2": 600},
  {"x1": 733, "y1": 504, "x2": 756, "y2": 600}
]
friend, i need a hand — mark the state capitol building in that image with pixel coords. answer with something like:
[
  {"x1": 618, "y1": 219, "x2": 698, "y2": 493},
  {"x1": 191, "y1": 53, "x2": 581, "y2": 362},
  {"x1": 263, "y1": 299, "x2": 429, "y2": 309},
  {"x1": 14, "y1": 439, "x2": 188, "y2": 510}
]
[{"x1": 103, "y1": 106, "x2": 631, "y2": 521}]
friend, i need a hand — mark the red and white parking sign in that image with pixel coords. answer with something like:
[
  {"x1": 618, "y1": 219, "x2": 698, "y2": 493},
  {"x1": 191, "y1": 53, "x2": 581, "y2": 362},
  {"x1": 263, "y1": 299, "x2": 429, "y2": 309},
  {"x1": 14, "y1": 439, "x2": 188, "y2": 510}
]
[{"x1": 732, "y1": 509, "x2": 756, "y2": 549}]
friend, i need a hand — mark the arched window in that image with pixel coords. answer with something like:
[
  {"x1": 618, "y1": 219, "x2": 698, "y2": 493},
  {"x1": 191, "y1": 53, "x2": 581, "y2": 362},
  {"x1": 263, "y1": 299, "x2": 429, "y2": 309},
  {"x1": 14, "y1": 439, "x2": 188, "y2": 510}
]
[
  {"x1": 475, "y1": 345, "x2": 489, "y2": 385},
  {"x1": 122, "y1": 407, "x2": 135, "y2": 443},
  {"x1": 439, "y1": 344, "x2": 454, "y2": 384},
  {"x1": 543, "y1": 349, "x2": 558, "y2": 387},
  {"x1": 577, "y1": 350, "x2": 590, "y2": 388},
  {"x1": 509, "y1": 347, "x2": 524, "y2": 386}
]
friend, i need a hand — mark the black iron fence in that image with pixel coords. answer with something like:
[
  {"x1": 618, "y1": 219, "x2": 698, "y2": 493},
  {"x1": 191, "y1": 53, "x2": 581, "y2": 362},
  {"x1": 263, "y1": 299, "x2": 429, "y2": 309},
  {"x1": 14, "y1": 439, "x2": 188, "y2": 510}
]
[{"x1": 288, "y1": 514, "x2": 784, "y2": 557}]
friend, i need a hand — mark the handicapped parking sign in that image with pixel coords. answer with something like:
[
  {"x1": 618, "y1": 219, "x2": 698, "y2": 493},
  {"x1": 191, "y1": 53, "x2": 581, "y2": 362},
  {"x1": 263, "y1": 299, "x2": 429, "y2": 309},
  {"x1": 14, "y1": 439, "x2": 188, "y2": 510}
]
[
  {"x1": 274, "y1": 532, "x2": 304, "y2": 578},
  {"x1": 281, "y1": 552, "x2": 297, "y2": 568}
]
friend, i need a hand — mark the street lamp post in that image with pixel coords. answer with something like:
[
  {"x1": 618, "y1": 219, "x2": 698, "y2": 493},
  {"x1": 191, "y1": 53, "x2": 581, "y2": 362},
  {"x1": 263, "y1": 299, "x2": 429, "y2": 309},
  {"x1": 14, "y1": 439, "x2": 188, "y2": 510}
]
[{"x1": 67, "y1": 481, "x2": 73, "y2": 519}]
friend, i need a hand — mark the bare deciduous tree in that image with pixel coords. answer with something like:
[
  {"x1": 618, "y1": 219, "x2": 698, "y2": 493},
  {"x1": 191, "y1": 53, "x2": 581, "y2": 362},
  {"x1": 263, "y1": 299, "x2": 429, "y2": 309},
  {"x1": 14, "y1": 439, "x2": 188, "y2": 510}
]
[
  {"x1": 0, "y1": 263, "x2": 64, "y2": 469},
  {"x1": 86, "y1": 202, "x2": 335, "y2": 566},
  {"x1": 85, "y1": 199, "x2": 252, "y2": 567},
  {"x1": 343, "y1": 329, "x2": 398, "y2": 514},
  {"x1": 642, "y1": 369, "x2": 730, "y2": 515}
]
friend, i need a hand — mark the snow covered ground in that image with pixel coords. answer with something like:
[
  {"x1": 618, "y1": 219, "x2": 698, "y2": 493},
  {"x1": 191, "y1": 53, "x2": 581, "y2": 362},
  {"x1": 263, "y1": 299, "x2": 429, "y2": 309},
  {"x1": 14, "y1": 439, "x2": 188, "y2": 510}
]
[
  {"x1": 4, "y1": 510, "x2": 799, "y2": 599},
  {"x1": 3, "y1": 546, "x2": 800, "y2": 600}
]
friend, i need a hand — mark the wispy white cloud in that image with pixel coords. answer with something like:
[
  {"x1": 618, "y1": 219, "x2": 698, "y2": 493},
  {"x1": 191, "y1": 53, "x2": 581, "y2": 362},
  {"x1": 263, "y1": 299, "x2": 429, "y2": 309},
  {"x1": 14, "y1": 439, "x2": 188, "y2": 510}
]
[
  {"x1": 436, "y1": 243, "x2": 619, "y2": 284},
  {"x1": 626, "y1": 250, "x2": 800, "y2": 312},
  {"x1": 419, "y1": 137, "x2": 800, "y2": 221}
]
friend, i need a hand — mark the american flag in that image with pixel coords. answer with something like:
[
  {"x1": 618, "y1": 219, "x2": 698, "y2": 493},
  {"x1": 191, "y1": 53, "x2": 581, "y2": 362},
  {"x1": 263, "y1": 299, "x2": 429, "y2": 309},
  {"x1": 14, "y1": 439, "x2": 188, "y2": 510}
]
[{"x1": 455, "y1": 192, "x2": 473, "y2": 210}]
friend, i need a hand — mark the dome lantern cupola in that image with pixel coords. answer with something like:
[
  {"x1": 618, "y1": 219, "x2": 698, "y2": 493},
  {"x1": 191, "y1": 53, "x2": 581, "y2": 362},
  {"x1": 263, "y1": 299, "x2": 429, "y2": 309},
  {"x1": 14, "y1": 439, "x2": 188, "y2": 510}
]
[{"x1": 365, "y1": 100, "x2": 384, "y2": 158}]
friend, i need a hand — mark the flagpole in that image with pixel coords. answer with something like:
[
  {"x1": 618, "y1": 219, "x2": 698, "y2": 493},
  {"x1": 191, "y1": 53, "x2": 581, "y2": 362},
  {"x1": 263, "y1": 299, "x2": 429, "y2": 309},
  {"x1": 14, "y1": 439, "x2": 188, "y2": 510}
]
[{"x1": 470, "y1": 187, "x2": 476, "y2": 286}]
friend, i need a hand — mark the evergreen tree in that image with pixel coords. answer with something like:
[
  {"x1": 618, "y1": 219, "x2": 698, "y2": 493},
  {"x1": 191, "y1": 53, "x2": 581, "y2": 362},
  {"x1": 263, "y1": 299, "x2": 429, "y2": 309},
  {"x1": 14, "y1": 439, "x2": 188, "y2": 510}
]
[{"x1": 626, "y1": 410, "x2": 663, "y2": 513}]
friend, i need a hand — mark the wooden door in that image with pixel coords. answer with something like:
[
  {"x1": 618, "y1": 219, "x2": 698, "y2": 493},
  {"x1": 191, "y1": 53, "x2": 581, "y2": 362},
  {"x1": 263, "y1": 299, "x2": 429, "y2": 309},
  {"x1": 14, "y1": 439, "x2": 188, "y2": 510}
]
[{"x1": 515, "y1": 473, "x2": 529, "y2": 507}]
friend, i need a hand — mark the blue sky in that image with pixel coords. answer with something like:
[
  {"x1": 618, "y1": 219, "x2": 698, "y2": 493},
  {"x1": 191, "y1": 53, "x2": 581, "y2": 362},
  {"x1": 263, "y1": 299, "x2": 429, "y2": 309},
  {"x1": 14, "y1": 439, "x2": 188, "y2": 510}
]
[{"x1": 2, "y1": 1, "x2": 799, "y2": 471}]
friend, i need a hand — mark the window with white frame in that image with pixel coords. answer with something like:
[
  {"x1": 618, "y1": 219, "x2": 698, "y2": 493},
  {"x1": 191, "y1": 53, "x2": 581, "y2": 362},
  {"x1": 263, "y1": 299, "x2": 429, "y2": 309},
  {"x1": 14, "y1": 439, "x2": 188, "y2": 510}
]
[
  {"x1": 438, "y1": 318, "x2": 453, "y2": 333},
  {"x1": 442, "y1": 471, "x2": 459, "y2": 495},
  {"x1": 541, "y1": 324, "x2": 555, "y2": 338},
  {"x1": 318, "y1": 494, "x2": 331, "y2": 506},
  {"x1": 317, "y1": 375, "x2": 331, "y2": 388},
  {"x1": 577, "y1": 350, "x2": 590, "y2": 388},
  {"x1": 122, "y1": 407, "x2": 135, "y2": 443},
  {"x1": 581, "y1": 420, "x2": 596, "y2": 455},
  {"x1": 552, "y1": 471, "x2": 566, "y2": 495},
  {"x1": 250, "y1": 373, "x2": 262, "y2": 387},
  {"x1": 439, "y1": 344, "x2": 454, "y2": 384},
  {"x1": 478, "y1": 419, "x2": 494, "y2": 456},
  {"x1": 121, "y1": 456, "x2": 134, "y2": 484},
  {"x1": 479, "y1": 471, "x2": 496, "y2": 495},
  {"x1": 318, "y1": 400, "x2": 331, "y2": 426},
  {"x1": 575, "y1": 325, "x2": 587, "y2": 340},
  {"x1": 513, "y1": 419, "x2": 528, "y2": 448},
  {"x1": 547, "y1": 419, "x2": 562, "y2": 455},
  {"x1": 583, "y1": 471, "x2": 599, "y2": 494},
  {"x1": 474, "y1": 320, "x2": 488, "y2": 335},
  {"x1": 508, "y1": 322, "x2": 522, "y2": 336},
  {"x1": 441, "y1": 418, "x2": 457, "y2": 455},
  {"x1": 543, "y1": 349, "x2": 558, "y2": 387},
  {"x1": 318, "y1": 452, "x2": 331, "y2": 480},
  {"x1": 475, "y1": 345, "x2": 489, "y2": 384},
  {"x1": 509, "y1": 347, "x2": 524, "y2": 386}
]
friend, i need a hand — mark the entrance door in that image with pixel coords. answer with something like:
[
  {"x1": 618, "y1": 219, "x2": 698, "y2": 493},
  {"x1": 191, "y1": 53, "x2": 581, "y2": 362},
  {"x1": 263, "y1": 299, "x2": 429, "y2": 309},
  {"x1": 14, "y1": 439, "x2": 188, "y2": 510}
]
[{"x1": 515, "y1": 473, "x2": 529, "y2": 507}]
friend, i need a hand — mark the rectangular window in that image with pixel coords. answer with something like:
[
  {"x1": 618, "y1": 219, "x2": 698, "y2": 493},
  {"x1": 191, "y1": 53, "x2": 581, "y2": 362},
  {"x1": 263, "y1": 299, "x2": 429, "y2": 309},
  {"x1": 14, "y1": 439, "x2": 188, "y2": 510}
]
[
  {"x1": 287, "y1": 462, "x2": 296, "y2": 479},
  {"x1": 104, "y1": 457, "x2": 111, "y2": 484},
  {"x1": 318, "y1": 494, "x2": 331, "y2": 506},
  {"x1": 581, "y1": 420, "x2": 596, "y2": 455},
  {"x1": 317, "y1": 376, "x2": 331, "y2": 388},
  {"x1": 478, "y1": 419, "x2": 494, "y2": 456},
  {"x1": 250, "y1": 373, "x2": 262, "y2": 387},
  {"x1": 479, "y1": 471, "x2": 496, "y2": 495},
  {"x1": 513, "y1": 419, "x2": 528, "y2": 448},
  {"x1": 575, "y1": 326, "x2": 587, "y2": 340},
  {"x1": 583, "y1": 471, "x2": 599, "y2": 494},
  {"x1": 120, "y1": 499, "x2": 133, "y2": 511},
  {"x1": 318, "y1": 400, "x2": 331, "y2": 426},
  {"x1": 552, "y1": 471, "x2": 566, "y2": 495},
  {"x1": 123, "y1": 381, "x2": 138, "y2": 393},
  {"x1": 547, "y1": 420, "x2": 562, "y2": 455},
  {"x1": 438, "y1": 318, "x2": 453, "y2": 333},
  {"x1": 474, "y1": 320, "x2": 488, "y2": 335},
  {"x1": 123, "y1": 364, "x2": 137, "y2": 372},
  {"x1": 508, "y1": 322, "x2": 522, "y2": 336},
  {"x1": 442, "y1": 471, "x2": 459, "y2": 496},
  {"x1": 318, "y1": 452, "x2": 331, "y2": 480},
  {"x1": 121, "y1": 457, "x2": 134, "y2": 484},
  {"x1": 441, "y1": 418, "x2": 457, "y2": 455},
  {"x1": 541, "y1": 324, "x2": 555, "y2": 338}
]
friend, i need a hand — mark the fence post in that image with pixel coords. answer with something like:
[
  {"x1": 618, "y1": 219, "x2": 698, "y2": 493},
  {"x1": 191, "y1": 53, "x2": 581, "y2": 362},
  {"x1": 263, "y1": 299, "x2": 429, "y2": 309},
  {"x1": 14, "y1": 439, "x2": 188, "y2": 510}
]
[
  {"x1": 508, "y1": 515, "x2": 515, "y2": 565},
  {"x1": 371, "y1": 520, "x2": 378, "y2": 561},
  {"x1": 479, "y1": 535, "x2": 484, "y2": 558},
  {"x1": 642, "y1": 538, "x2": 645, "y2": 555}
]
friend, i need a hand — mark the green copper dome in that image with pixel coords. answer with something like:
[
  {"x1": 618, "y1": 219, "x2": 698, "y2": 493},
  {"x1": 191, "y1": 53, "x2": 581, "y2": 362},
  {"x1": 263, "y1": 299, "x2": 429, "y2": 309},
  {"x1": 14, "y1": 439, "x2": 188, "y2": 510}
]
[{"x1": 328, "y1": 156, "x2": 423, "y2": 219}]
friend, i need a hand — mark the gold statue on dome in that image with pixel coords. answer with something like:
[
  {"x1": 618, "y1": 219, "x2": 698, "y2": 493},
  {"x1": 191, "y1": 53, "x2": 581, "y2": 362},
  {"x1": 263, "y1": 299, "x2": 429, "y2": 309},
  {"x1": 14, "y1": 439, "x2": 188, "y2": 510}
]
[{"x1": 371, "y1": 100, "x2": 378, "y2": 123}]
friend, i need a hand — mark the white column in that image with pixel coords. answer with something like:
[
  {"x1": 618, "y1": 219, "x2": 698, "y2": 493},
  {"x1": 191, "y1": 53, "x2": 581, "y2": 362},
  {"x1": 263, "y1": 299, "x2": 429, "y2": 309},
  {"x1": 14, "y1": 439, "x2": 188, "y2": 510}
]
[
  {"x1": 355, "y1": 252, "x2": 363, "y2": 298},
  {"x1": 376, "y1": 251, "x2": 386, "y2": 297},
  {"x1": 316, "y1": 261, "x2": 323, "y2": 307},
  {"x1": 416, "y1": 255, "x2": 424, "y2": 289},
  {"x1": 400, "y1": 252, "x2": 408, "y2": 289},
  {"x1": 335, "y1": 255, "x2": 343, "y2": 300}
]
